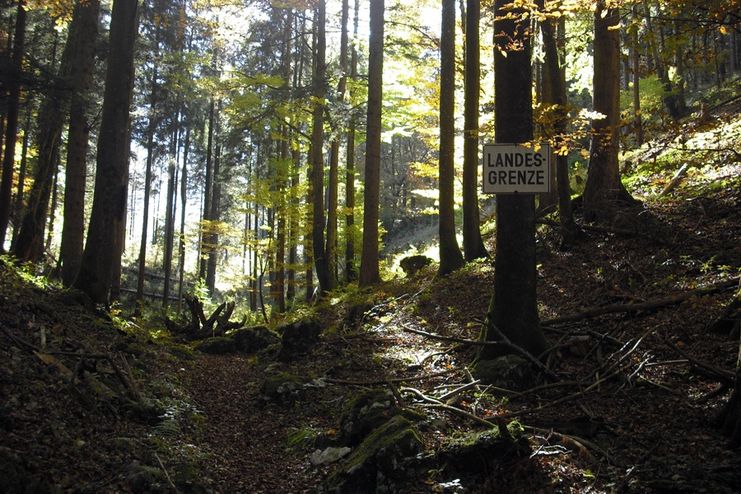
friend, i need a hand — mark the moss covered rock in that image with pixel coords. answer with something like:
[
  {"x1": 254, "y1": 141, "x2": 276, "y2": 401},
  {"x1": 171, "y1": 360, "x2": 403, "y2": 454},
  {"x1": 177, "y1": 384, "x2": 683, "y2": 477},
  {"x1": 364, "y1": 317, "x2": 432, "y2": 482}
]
[
  {"x1": 260, "y1": 372, "x2": 308, "y2": 405},
  {"x1": 325, "y1": 415, "x2": 422, "y2": 494},
  {"x1": 193, "y1": 336, "x2": 237, "y2": 354},
  {"x1": 277, "y1": 319, "x2": 322, "y2": 361},
  {"x1": 339, "y1": 389, "x2": 398, "y2": 446},
  {"x1": 230, "y1": 326, "x2": 280, "y2": 353}
]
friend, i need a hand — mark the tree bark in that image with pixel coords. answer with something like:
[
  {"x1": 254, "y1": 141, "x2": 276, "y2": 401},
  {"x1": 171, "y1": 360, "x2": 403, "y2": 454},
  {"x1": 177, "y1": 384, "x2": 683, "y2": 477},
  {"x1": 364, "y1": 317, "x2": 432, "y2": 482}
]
[
  {"x1": 177, "y1": 127, "x2": 189, "y2": 309},
  {"x1": 310, "y1": 0, "x2": 334, "y2": 294},
  {"x1": 60, "y1": 0, "x2": 100, "y2": 286},
  {"x1": 345, "y1": 0, "x2": 360, "y2": 283},
  {"x1": 583, "y1": 1, "x2": 634, "y2": 222},
  {"x1": 481, "y1": 0, "x2": 547, "y2": 360},
  {"x1": 206, "y1": 140, "x2": 221, "y2": 294},
  {"x1": 359, "y1": 0, "x2": 384, "y2": 287},
  {"x1": 0, "y1": 0, "x2": 26, "y2": 251},
  {"x1": 438, "y1": 0, "x2": 464, "y2": 275},
  {"x1": 136, "y1": 64, "x2": 158, "y2": 301},
  {"x1": 631, "y1": 5, "x2": 643, "y2": 146},
  {"x1": 199, "y1": 98, "x2": 215, "y2": 283},
  {"x1": 539, "y1": 1, "x2": 575, "y2": 245},
  {"x1": 462, "y1": 0, "x2": 488, "y2": 262},
  {"x1": 73, "y1": 0, "x2": 139, "y2": 304},
  {"x1": 11, "y1": 105, "x2": 31, "y2": 246},
  {"x1": 162, "y1": 133, "x2": 177, "y2": 308}
]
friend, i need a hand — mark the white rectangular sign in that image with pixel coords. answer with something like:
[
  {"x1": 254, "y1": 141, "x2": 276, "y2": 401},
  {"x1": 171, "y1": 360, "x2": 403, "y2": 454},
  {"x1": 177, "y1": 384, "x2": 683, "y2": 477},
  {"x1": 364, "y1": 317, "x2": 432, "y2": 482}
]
[{"x1": 482, "y1": 143, "x2": 551, "y2": 194}]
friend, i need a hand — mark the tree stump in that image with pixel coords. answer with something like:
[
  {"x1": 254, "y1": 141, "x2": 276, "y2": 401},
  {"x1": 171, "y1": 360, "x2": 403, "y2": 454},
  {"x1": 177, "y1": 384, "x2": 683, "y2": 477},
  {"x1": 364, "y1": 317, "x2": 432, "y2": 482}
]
[{"x1": 166, "y1": 296, "x2": 246, "y2": 340}]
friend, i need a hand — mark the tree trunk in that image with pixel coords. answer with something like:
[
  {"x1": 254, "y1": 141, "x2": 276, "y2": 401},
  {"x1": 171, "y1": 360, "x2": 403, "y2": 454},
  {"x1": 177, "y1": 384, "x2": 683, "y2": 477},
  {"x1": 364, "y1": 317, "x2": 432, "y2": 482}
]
[
  {"x1": 310, "y1": 0, "x2": 333, "y2": 294},
  {"x1": 438, "y1": 0, "x2": 464, "y2": 275},
  {"x1": 642, "y1": 0, "x2": 683, "y2": 119},
  {"x1": 162, "y1": 133, "x2": 177, "y2": 308},
  {"x1": 0, "y1": 0, "x2": 26, "y2": 251},
  {"x1": 583, "y1": 1, "x2": 633, "y2": 222},
  {"x1": 359, "y1": 0, "x2": 384, "y2": 287},
  {"x1": 11, "y1": 105, "x2": 31, "y2": 246},
  {"x1": 199, "y1": 98, "x2": 215, "y2": 282},
  {"x1": 345, "y1": 0, "x2": 359, "y2": 283},
  {"x1": 481, "y1": 0, "x2": 547, "y2": 360},
  {"x1": 136, "y1": 67, "x2": 158, "y2": 301},
  {"x1": 177, "y1": 127, "x2": 189, "y2": 309},
  {"x1": 631, "y1": 5, "x2": 643, "y2": 146},
  {"x1": 60, "y1": 0, "x2": 100, "y2": 286},
  {"x1": 73, "y1": 0, "x2": 139, "y2": 304},
  {"x1": 462, "y1": 0, "x2": 487, "y2": 262},
  {"x1": 539, "y1": 2, "x2": 575, "y2": 245},
  {"x1": 206, "y1": 141, "x2": 221, "y2": 294},
  {"x1": 16, "y1": 0, "x2": 99, "y2": 262}
]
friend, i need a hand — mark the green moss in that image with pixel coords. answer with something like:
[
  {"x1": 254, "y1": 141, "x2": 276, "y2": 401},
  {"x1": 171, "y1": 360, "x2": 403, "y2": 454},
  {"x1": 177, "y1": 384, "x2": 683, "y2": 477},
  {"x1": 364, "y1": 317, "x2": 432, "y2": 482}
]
[
  {"x1": 326, "y1": 415, "x2": 422, "y2": 493},
  {"x1": 193, "y1": 336, "x2": 236, "y2": 354}
]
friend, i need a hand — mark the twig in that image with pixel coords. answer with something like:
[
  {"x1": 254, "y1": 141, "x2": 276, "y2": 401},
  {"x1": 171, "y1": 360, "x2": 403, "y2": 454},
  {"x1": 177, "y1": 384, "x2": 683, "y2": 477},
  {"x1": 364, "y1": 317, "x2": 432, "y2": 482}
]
[
  {"x1": 439, "y1": 380, "x2": 481, "y2": 402},
  {"x1": 324, "y1": 369, "x2": 458, "y2": 386},
  {"x1": 485, "y1": 323, "x2": 561, "y2": 381},
  {"x1": 154, "y1": 452, "x2": 179, "y2": 493},
  {"x1": 400, "y1": 322, "x2": 493, "y2": 346},
  {"x1": 665, "y1": 339, "x2": 736, "y2": 384}
]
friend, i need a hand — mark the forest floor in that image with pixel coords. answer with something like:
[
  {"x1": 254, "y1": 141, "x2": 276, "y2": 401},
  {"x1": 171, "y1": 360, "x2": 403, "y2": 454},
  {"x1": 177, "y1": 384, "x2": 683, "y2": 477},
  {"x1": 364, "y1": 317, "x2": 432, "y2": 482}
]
[{"x1": 1, "y1": 102, "x2": 741, "y2": 492}]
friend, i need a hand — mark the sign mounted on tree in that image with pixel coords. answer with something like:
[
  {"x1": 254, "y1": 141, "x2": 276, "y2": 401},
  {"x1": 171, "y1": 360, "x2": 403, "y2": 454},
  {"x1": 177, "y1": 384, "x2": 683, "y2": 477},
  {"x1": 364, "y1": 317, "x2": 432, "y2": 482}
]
[{"x1": 482, "y1": 143, "x2": 551, "y2": 194}]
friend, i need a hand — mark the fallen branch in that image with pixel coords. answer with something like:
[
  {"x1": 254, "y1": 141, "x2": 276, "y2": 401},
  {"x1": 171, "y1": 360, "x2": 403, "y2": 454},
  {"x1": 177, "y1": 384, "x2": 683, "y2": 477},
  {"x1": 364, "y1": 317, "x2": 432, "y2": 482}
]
[
  {"x1": 154, "y1": 452, "x2": 179, "y2": 493},
  {"x1": 405, "y1": 389, "x2": 606, "y2": 462},
  {"x1": 485, "y1": 322, "x2": 561, "y2": 381},
  {"x1": 324, "y1": 369, "x2": 458, "y2": 386},
  {"x1": 665, "y1": 339, "x2": 736, "y2": 385},
  {"x1": 400, "y1": 323, "x2": 492, "y2": 346},
  {"x1": 543, "y1": 278, "x2": 739, "y2": 325}
]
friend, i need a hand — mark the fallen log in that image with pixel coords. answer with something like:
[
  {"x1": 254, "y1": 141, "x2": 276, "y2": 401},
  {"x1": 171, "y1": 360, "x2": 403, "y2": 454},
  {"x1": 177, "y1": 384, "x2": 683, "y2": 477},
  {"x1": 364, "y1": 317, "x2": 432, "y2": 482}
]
[{"x1": 542, "y1": 278, "x2": 739, "y2": 326}]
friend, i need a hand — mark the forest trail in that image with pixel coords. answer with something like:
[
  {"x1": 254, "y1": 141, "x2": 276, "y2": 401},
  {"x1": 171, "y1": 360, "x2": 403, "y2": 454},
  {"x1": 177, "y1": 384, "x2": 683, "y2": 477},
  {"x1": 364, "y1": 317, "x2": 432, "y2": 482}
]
[{"x1": 177, "y1": 178, "x2": 741, "y2": 492}]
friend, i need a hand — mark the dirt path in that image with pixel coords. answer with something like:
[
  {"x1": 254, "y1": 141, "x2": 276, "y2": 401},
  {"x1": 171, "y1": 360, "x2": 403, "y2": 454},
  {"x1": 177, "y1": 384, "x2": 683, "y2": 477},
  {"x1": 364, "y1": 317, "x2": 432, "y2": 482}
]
[{"x1": 185, "y1": 354, "x2": 325, "y2": 493}]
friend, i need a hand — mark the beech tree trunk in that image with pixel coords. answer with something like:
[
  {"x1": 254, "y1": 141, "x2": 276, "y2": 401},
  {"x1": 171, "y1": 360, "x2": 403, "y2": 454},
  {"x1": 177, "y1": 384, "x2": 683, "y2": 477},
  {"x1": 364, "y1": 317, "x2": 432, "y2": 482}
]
[
  {"x1": 74, "y1": 0, "x2": 139, "y2": 304},
  {"x1": 538, "y1": 1, "x2": 575, "y2": 245},
  {"x1": 359, "y1": 0, "x2": 384, "y2": 287},
  {"x1": 438, "y1": 0, "x2": 464, "y2": 275},
  {"x1": 481, "y1": 0, "x2": 547, "y2": 360},
  {"x1": 583, "y1": 1, "x2": 634, "y2": 222}
]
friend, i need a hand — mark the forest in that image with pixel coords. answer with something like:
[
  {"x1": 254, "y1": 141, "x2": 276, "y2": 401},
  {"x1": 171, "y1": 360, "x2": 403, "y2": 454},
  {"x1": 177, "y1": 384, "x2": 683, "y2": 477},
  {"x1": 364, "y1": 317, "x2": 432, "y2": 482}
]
[{"x1": 0, "y1": 0, "x2": 740, "y2": 492}]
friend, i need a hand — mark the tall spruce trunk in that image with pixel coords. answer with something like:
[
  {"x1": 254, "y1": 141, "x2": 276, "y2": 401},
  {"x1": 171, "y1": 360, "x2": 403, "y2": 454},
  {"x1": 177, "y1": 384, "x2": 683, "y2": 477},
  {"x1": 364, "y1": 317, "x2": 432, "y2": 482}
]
[
  {"x1": 206, "y1": 141, "x2": 221, "y2": 294},
  {"x1": 438, "y1": 0, "x2": 464, "y2": 275},
  {"x1": 199, "y1": 99, "x2": 215, "y2": 283},
  {"x1": 162, "y1": 133, "x2": 178, "y2": 308},
  {"x1": 136, "y1": 64, "x2": 159, "y2": 301},
  {"x1": 462, "y1": 0, "x2": 487, "y2": 262},
  {"x1": 345, "y1": 0, "x2": 360, "y2": 282},
  {"x1": 310, "y1": 0, "x2": 333, "y2": 294},
  {"x1": 0, "y1": 0, "x2": 26, "y2": 250},
  {"x1": 359, "y1": 0, "x2": 384, "y2": 287},
  {"x1": 481, "y1": 0, "x2": 547, "y2": 360},
  {"x1": 74, "y1": 0, "x2": 139, "y2": 304},
  {"x1": 60, "y1": 0, "x2": 100, "y2": 285}
]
